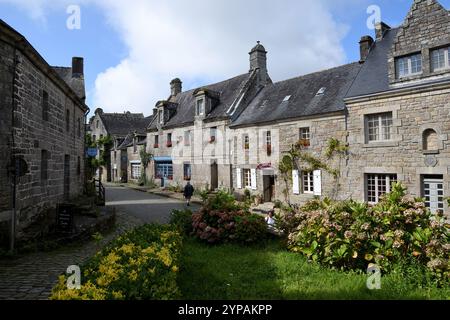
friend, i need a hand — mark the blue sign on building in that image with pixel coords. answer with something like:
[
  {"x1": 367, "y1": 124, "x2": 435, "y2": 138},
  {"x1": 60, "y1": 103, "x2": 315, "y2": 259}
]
[{"x1": 86, "y1": 148, "x2": 98, "y2": 157}]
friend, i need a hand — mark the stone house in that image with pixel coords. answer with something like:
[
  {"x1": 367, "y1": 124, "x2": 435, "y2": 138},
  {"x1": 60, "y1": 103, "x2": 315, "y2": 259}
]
[
  {"x1": 146, "y1": 43, "x2": 271, "y2": 190},
  {"x1": 88, "y1": 108, "x2": 150, "y2": 182},
  {"x1": 0, "y1": 20, "x2": 88, "y2": 242},
  {"x1": 125, "y1": 134, "x2": 148, "y2": 184},
  {"x1": 345, "y1": 0, "x2": 450, "y2": 215},
  {"x1": 230, "y1": 63, "x2": 360, "y2": 203}
]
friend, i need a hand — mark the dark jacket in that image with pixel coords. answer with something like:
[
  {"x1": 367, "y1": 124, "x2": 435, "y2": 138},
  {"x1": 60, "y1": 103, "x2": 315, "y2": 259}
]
[{"x1": 184, "y1": 183, "x2": 194, "y2": 198}]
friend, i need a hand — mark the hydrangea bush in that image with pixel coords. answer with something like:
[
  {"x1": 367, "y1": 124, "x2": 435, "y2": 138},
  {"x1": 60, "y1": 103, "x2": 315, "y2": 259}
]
[
  {"x1": 191, "y1": 190, "x2": 268, "y2": 244},
  {"x1": 283, "y1": 183, "x2": 449, "y2": 284}
]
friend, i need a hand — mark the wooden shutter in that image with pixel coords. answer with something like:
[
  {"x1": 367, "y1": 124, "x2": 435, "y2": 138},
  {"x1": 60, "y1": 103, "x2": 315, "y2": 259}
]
[
  {"x1": 251, "y1": 169, "x2": 257, "y2": 190},
  {"x1": 236, "y1": 168, "x2": 242, "y2": 189},
  {"x1": 313, "y1": 170, "x2": 322, "y2": 196},
  {"x1": 293, "y1": 170, "x2": 300, "y2": 195}
]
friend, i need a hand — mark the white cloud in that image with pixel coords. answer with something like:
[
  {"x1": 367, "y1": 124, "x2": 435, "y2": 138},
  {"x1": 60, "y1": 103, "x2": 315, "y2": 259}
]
[{"x1": 2, "y1": 0, "x2": 351, "y2": 115}]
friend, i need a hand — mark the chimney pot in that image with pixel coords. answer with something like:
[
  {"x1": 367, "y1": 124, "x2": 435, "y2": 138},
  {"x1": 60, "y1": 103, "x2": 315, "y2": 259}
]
[
  {"x1": 359, "y1": 35, "x2": 374, "y2": 63},
  {"x1": 72, "y1": 57, "x2": 84, "y2": 78},
  {"x1": 170, "y1": 78, "x2": 182, "y2": 97},
  {"x1": 375, "y1": 22, "x2": 391, "y2": 41}
]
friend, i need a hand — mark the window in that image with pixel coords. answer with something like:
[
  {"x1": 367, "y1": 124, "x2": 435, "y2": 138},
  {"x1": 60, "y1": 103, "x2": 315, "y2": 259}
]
[
  {"x1": 366, "y1": 113, "x2": 393, "y2": 142},
  {"x1": 167, "y1": 133, "x2": 173, "y2": 147},
  {"x1": 159, "y1": 110, "x2": 164, "y2": 125},
  {"x1": 114, "y1": 151, "x2": 117, "y2": 161},
  {"x1": 154, "y1": 135, "x2": 159, "y2": 148},
  {"x1": 299, "y1": 128, "x2": 311, "y2": 147},
  {"x1": 131, "y1": 164, "x2": 142, "y2": 180},
  {"x1": 431, "y1": 46, "x2": 450, "y2": 72},
  {"x1": 316, "y1": 87, "x2": 326, "y2": 96},
  {"x1": 366, "y1": 174, "x2": 397, "y2": 204},
  {"x1": 66, "y1": 109, "x2": 70, "y2": 132},
  {"x1": 41, "y1": 150, "x2": 49, "y2": 181},
  {"x1": 244, "y1": 135, "x2": 250, "y2": 150},
  {"x1": 184, "y1": 131, "x2": 191, "y2": 146},
  {"x1": 210, "y1": 127, "x2": 217, "y2": 143},
  {"x1": 243, "y1": 169, "x2": 251, "y2": 188},
  {"x1": 96, "y1": 120, "x2": 99, "y2": 129},
  {"x1": 396, "y1": 53, "x2": 422, "y2": 78},
  {"x1": 42, "y1": 91, "x2": 49, "y2": 121},
  {"x1": 302, "y1": 171, "x2": 314, "y2": 194},
  {"x1": 282, "y1": 95, "x2": 291, "y2": 102},
  {"x1": 93, "y1": 135, "x2": 97, "y2": 142},
  {"x1": 266, "y1": 131, "x2": 272, "y2": 156},
  {"x1": 77, "y1": 156, "x2": 81, "y2": 176},
  {"x1": 77, "y1": 118, "x2": 81, "y2": 138},
  {"x1": 196, "y1": 99, "x2": 205, "y2": 116},
  {"x1": 184, "y1": 163, "x2": 192, "y2": 180},
  {"x1": 155, "y1": 162, "x2": 173, "y2": 180}
]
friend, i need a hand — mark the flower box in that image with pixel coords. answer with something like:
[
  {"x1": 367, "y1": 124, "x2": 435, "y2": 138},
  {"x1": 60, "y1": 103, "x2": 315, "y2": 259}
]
[
  {"x1": 209, "y1": 136, "x2": 216, "y2": 143},
  {"x1": 153, "y1": 144, "x2": 159, "y2": 148},
  {"x1": 184, "y1": 176, "x2": 192, "y2": 181},
  {"x1": 297, "y1": 139, "x2": 311, "y2": 148},
  {"x1": 166, "y1": 142, "x2": 173, "y2": 148}
]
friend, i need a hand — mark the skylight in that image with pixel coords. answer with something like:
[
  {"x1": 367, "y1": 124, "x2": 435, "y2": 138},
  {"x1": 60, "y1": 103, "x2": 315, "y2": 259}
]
[
  {"x1": 282, "y1": 95, "x2": 291, "y2": 102},
  {"x1": 316, "y1": 87, "x2": 326, "y2": 96}
]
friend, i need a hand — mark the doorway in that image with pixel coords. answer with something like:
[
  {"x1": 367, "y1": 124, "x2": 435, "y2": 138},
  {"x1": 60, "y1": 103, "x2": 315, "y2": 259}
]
[
  {"x1": 263, "y1": 175, "x2": 275, "y2": 203},
  {"x1": 422, "y1": 175, "x2": 444, "y2": 214},
  {"x1": 211, "y1": 162, "x2": 218, "y2": 191}
]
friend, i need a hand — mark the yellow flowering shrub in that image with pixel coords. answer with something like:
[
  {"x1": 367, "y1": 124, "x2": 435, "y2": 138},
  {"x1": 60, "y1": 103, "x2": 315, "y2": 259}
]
[{"x1": 51, "y1": 224, "x2": 182, "y2": 300}]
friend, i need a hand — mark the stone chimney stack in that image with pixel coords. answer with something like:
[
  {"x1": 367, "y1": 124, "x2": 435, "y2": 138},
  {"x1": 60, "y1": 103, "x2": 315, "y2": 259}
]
[
  {"x1": 170, "y1": 78, "x2": 182, "y2": 97},
  {"x1": 359, "y1": 35, "x2": 374, "y2": 63},
  {"x1": 249, "y1": 41, "x2": 269, "y2": 87},
  {"x1": 375, "y1": 22, "x2": 391, "y2": 41},
  {"x1": 72, "y1": 57, "x2": 84, "y2": 78}
]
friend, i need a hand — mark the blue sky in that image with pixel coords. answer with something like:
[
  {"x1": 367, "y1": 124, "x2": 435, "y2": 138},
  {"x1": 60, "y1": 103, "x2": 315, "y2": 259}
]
[{"x1": 1, "y1": 0, "x2": 449, "y2": 116}]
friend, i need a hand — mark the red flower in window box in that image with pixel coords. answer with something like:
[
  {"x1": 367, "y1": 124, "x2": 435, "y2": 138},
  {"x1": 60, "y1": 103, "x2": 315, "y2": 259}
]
[
  {"x1": 153, "y1": 143, "x2": 159, "y2": 148},
  {"x1": 297, "y1": 139, "x2": 311, "y2": 148},
  {"x1": 167, "y1": 142, "x2": 173, "y2": 148},
  {"x1": 184, "y1": 176, "x2": 191, "y2": 181},
  {"x1": 168, "y1": 175, "x2": 173, "y2": 180},
  {"x1": 209, "y1": 136, "x2": 216, "y2": 143}
]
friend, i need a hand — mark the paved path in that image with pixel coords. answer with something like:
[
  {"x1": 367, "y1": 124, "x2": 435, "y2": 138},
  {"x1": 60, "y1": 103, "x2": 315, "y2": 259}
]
[
  {"x1": 0, "y1": 185, "x2": 196, "y2": 300},
  {"x1": 105, "y1": 185, "x2": 200, "y2": 224}
]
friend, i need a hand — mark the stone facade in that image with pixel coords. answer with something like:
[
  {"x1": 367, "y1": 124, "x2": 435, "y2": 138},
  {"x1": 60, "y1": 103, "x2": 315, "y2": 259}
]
[{"x1": 0, "y1": 20, "x2": 88, "y2": 241}]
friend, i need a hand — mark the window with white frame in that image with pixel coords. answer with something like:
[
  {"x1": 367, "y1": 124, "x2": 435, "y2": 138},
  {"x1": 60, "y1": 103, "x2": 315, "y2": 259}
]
[
  {"x1": 366, "y1": 112, "x2": 393, "y2": 142},
  {"x1": 396, "y1": 53, "x2": 422, "y2": 78},
  {"x1": 266, "y1": 131, "x2": 272, "y2": 146},
  {"x1": 299, "y1": 127, "x2": 311, "y2": 147},
  {"x1": 431, "y1": 46, "x2": 450, "y2": 72},
  {"x1": 366, "y1": 174, "x2": 397, "y2": 204},
  {"x1": 158, "y1": 110, "x2": 164, "y2": 124},
  {"x1": 184, "y1": 131, "x2": 191, "y2": 146},
  {"x1": 196, "y1": 99, "x2": 205, "y2": 116},
  {"x1": 131, "y1": 164, "x2": 142, "y2": 180},
  {"x1": 243, "y1": 169, "x2": 251, "y2": 188},
  {"x1": 302, "y1": 171, "x2": 314, "y2": 194}
]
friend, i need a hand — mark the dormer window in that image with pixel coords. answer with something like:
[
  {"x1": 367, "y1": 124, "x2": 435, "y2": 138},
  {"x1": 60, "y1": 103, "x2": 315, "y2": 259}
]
[
  {"x1": 158, "y1": 109, "x2": 164, "y2": 125},
  {"x1": 396, "y1": 53, "x2": 422, "y2": 78},
  {"x1": 196, "y1": 99, "x2": 205, "y2": 116},
  {"x1": 431, "y1": 46, "x2": 450, "y2": 72}
]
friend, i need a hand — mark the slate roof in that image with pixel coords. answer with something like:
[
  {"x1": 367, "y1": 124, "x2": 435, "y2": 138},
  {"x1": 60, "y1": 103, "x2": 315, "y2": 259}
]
[
  {"x1": 230, "y1": 62, "x2": 361, "y2": 128},
  {"x1": 346, "y1": 27, "x2": 450, "y2": 99},
  {"x1": 52, "y1": 66, "x2": 86, "y2": 101},
  {"x1": 100, "y1": 113, "x2": 152, "y2": 137},
  {"x1": 148, "y1": 73, "x2": 251, "y2": 130}
]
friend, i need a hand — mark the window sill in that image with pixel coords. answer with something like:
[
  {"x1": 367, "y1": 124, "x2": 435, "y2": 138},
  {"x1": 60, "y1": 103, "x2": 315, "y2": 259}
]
[
  {"x1": 363, "y1": 141, "x2": 399, "y2": 148},
  {"x1": 423, "y1": 150, "x2": 440, "y2": 155}
]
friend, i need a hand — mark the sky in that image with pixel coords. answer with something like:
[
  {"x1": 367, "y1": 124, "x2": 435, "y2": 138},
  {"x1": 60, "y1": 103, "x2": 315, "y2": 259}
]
[{"x1": 1, "y1": 0, "x2": 449, "y2": 117}]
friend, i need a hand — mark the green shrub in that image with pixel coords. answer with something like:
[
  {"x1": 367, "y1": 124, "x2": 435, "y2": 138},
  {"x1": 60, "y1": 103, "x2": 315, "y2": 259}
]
[
  {"x1": 284, "y1": 183, "x2": 449, "y2": 285},
  {"x1": 51, "y1": 224, "x2": 182, "y2": 300},
  {"x1": 233, "y1": 214, "x2": 268, "y2": 243},
  {"x1": 170, "y1": 209, "x2": 193, "y2": 236}
]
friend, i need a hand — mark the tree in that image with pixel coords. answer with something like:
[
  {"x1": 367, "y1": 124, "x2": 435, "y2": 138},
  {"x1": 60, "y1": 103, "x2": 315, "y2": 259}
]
[{"x1": 139, "y1": 146, "x2": 153, "y2": 186}]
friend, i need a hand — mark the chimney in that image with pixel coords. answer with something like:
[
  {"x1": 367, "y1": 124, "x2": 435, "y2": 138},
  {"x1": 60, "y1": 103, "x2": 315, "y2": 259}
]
[
  {"x1": 72, "y1": 57, "x2": 84, "y2": 78},
  {"x1": 359, "y1": 35, "x2": 374, "y2": 63},
  {"x1": 375, "y1": 22, "x2": 391, "y2": 41},
  {"x1": 249, "y1": 41, "x2": 269, "y2": 87},
  {"x1": 170, "y1": 78, "x2": 182, "y2": 97}
]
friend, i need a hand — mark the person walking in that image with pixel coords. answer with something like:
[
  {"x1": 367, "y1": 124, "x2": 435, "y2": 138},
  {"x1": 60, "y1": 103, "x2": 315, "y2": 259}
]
[{"x1": 183, "y1": 181, "x2": 195, "y2": 207}]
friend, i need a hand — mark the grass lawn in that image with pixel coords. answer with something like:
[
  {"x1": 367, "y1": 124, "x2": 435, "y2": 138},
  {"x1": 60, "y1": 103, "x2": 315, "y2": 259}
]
[{"x1": 178, "y1": 238, "x2": 450, "y2": 300}]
